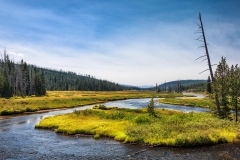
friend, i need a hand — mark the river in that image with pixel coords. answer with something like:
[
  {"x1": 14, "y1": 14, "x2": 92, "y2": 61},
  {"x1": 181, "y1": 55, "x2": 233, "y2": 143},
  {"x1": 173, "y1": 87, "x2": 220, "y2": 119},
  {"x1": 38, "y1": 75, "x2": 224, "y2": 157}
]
[{"x1": 1, "y1": 98, "x2": 240, "y2": 159}]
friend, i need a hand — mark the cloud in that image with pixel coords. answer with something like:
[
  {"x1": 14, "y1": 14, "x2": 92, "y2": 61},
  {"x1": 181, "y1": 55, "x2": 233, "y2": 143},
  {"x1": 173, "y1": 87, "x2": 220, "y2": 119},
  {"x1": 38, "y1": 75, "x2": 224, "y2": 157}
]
[
  {"x1": 1, "y1": 18, "x2": 239, "y2": 86},
  {"x1": 0, "y1": 1, "x2": 239, "y2": 86},
  {"x1": 8, "y1": 52, "x2": 24, "y2": 57}
]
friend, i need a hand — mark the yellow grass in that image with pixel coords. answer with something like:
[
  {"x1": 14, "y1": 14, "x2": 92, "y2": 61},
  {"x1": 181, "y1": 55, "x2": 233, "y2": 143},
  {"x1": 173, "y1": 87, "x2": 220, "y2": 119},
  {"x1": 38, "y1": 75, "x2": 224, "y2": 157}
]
[
  {"x1": 35, "y1": 108, "x2": 240, "y2": 147},
  {"x1": 0, "y1": 91, "x2": 185, "y2": 115},
  {"x1": 37, "y1": 113, "x2": 128, "y2": 138},
  {"x1": 158, "y1": 97, "x2": 215, "y2": 108}
]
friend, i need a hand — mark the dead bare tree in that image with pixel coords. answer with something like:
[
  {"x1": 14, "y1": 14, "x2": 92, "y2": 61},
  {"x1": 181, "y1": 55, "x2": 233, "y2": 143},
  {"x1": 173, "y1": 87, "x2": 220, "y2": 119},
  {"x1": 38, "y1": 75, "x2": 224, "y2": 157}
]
[{"x1": 195, "y1": 13, "x2": 220, "y2": 113}]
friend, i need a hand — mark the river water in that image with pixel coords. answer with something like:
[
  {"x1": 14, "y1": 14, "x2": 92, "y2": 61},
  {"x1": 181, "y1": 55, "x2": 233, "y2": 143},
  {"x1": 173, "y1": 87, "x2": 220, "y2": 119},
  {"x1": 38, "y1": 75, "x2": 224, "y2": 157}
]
[{"x1": 1, "y1": 99, "x2": 240, "y2": 159}]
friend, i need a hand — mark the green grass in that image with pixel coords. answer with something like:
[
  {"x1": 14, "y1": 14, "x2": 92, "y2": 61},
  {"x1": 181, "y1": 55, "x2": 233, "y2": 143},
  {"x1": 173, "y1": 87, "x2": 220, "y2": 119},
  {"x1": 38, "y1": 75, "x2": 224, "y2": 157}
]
[
  {"x1": 35, "y1": 107, "x2": 240, "y2": 147},
  {"x1": 158, "y1": 97, "x2": 215, "y2": 108},
  {"x1": 0, "y1": 91, "x2": 186, "y2": 116}
]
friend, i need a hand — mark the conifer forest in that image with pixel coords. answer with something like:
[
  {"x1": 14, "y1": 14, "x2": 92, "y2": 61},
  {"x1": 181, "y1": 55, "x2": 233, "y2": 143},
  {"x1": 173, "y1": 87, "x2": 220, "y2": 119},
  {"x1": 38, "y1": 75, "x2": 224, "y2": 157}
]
[{"x1": 0, "y1": 50, "x2": 138, "y2": 98}]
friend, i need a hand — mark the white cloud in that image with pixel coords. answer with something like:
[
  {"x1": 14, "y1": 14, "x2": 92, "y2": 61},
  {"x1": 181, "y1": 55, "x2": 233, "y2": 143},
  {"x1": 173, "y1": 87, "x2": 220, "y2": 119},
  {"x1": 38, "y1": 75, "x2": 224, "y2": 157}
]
[
  {"x1": 1, "y1": 19, "x2": 239, "y2": 86},
  {"x1": 0, "y1": 2, "x2": 239, "y2": 86},
  {"x1": 8, "y1": 52, "x2": 24, "y2": 57}
]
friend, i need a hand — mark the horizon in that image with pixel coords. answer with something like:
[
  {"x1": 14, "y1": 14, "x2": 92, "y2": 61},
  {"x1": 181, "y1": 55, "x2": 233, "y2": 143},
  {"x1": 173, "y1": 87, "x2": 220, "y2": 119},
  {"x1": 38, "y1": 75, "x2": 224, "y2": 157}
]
[{"x1": 0, "y1": 0, "x2": 239, "y2": 86}]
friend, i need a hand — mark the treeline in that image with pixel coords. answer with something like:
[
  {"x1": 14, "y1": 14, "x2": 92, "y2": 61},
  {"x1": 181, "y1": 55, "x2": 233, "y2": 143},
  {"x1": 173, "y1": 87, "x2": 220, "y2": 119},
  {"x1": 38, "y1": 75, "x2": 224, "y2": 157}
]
[
  {"x1": 43, "y1": 69, "x2": 139, "y2": 91},
  {"x1": 0, "y1": 51, "x2": 46, "y2": 97},
  {"x1": 0, "y1": 50, "x2": 139, "y2": 98},
  {"x1": 181, "y1": 82, "x2": 206, "y2": 92},
  {"x1": 211, "y1": 57, "x2": 240, "y2": 120},
  {"x1": 147, "y1": 80, "x2": 206, "y2": 92}
]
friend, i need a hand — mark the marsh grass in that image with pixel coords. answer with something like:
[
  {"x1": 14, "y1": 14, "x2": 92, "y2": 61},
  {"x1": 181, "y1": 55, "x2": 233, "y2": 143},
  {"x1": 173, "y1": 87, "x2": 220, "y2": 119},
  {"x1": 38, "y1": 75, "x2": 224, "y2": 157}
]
[
  {"x1": 158, "y1": 98, "x2": 215, "y2": 108},
  {"x1": 35, "y1": 108, "x2": 240, "y2": 147},
  {"x1": 0, "y1": 91, "x2": 186, "y2": 115}
]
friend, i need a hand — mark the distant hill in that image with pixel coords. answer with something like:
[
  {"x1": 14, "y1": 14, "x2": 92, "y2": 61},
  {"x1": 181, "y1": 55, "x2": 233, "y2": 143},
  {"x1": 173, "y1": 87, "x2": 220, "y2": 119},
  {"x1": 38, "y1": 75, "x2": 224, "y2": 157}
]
[
  {"x1": 138, "y1": 85, "x2": 154, "y2": 89},
  {"x1": 159, "y1": 80, "x2": 206, "y2": 89},
  {"x1": 145, "y1": 80, "x2": 207, "y2": 92}
]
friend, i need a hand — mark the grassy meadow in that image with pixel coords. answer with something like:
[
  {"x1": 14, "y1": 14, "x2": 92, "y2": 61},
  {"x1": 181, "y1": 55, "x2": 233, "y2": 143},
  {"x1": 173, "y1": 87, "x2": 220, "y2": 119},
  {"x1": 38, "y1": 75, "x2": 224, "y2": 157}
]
[
  {"x1": 35, "y1": 107, "x2": 240, "y2": 147},
  {"x1": 0, "y1": 91, "x2": 186, "y2": 115}
]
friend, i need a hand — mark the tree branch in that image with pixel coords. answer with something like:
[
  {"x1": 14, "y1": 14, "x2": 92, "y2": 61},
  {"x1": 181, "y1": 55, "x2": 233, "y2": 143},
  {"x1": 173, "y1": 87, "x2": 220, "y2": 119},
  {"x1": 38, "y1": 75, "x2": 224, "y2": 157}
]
[
  {"x1": 194, "y1": 22, "x2": 201, "y2": 28},
  {"x1": 201, "y1": 58, "x2": 208, "y2": 62},
  {"x1": 195, "y1": 55, "x2": 206, "y2": 60},
  {"x1": 199, "y1": 69, "x2": 209, "y2": 74},
  {"x1": 195, "y1": 36, "x2": 203, "y2": 40}
]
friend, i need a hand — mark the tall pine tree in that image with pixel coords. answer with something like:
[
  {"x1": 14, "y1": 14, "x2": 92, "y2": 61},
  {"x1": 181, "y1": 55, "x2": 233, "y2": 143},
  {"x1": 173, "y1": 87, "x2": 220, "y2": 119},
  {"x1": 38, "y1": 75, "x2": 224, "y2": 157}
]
[{"x1": 214, "y1": 57, "x2": 231, "y2": 118}]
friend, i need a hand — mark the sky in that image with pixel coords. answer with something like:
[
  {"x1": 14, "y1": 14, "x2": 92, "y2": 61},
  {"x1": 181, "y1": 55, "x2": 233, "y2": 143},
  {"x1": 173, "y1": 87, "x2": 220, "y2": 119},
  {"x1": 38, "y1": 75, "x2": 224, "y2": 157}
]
[{"x1": 0, "y1": 0, "x2": 239, "y2": 86}]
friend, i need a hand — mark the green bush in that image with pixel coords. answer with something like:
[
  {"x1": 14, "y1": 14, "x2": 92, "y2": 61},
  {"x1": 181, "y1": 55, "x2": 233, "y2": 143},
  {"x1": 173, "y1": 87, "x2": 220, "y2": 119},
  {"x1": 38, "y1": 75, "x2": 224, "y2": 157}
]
[
  {"x1": 134, "y1": 116, "x2": 151, "y2": 124},
  {"x1": 92, "y1": 104, "x2": 109, "y2": 110}
]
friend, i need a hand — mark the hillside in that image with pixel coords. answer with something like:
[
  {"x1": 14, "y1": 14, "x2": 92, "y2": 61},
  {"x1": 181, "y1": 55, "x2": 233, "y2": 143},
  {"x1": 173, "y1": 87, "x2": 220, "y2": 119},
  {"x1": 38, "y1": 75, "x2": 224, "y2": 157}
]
[
  {"x1": 145, "y1": 80, "x2": 207, "y2": 92},
  {"x1": 40, "y1": 67, "x2": 139, "y2": 91}
]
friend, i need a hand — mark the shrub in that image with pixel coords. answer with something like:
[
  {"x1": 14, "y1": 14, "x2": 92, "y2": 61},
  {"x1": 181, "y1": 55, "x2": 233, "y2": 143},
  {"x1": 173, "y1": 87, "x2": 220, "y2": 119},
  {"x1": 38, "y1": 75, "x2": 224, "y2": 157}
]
[
  {"x1": 108, "y1": 111, "x2": 126, "y2": 120},
  {"x1": 92, "y1": 104, "x2": 109, "y2": 110},
  {"x1": 134, "y1": 116, "x2": 150, "y2": 124},
  {"x1": 147, "y1": 98, "x2": 156, "y2": 117}
]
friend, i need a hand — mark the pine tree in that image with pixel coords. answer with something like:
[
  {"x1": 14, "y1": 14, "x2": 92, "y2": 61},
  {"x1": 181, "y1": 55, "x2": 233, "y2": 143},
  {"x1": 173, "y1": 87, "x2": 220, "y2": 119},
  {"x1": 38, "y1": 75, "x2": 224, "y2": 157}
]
[
  {"x1": 40, "y1": 69, "x2": 46, "y2": 95},
  {"x1": 206, "y1": 76, "x2": 212, "y2": 94},
  {"x1": 0, "y1": 71, "x2": 5, "y2": 97},
  {"x1": 147, "y1": 98, "x2": 156, "y2": 117},
  {"x1": 214, "y1": 57, "x2": 231, "y2": 118},
  {"x1": 229, "y1": 65, "x2": 240, "y2": 122}
]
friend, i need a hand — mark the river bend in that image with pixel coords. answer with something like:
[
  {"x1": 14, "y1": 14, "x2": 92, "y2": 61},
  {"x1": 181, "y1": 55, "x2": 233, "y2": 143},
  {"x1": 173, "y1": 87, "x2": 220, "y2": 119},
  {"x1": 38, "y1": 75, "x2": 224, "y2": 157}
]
[{"x1": 1, "y1": 98, "x2": 239, "y2": 159}]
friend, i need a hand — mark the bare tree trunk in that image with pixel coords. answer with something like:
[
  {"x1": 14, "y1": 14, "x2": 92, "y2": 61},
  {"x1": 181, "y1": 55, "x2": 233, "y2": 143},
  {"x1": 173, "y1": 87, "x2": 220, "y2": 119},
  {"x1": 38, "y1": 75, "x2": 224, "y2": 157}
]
[
  {"x1": 236, "y1": 77, "x2": 239, "y2": 122},
  {"x1": 198, "y1": 13, "x2": 220, "y2": 113}
]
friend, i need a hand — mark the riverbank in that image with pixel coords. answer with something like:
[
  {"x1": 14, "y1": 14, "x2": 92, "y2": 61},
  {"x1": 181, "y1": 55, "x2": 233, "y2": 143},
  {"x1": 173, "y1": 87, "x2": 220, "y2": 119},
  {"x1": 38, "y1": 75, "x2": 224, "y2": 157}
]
[
  {"x1": 0, "y1": 91, "x2": 188, "y2": 116},
  {"x1": 35, "y1": 107, "x2": 240, "y2": 147}
]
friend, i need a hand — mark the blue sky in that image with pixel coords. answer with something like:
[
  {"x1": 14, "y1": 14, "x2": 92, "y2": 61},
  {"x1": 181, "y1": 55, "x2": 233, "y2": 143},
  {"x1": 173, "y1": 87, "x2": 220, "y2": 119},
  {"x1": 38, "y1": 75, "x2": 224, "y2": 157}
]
[{"x1": 0, "y1": 0, "x2": 239, "y2": 86}]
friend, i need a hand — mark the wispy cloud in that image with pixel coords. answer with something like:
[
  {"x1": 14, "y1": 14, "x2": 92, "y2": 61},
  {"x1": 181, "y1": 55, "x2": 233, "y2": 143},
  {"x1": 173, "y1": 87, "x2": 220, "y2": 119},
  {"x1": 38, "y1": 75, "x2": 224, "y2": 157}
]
[
  {"x1": 8, "y1": 52, "x2": 24, "y2": 57},
  {"x1": 0, "y1": 1, "x2": 239, "y2": 85}
]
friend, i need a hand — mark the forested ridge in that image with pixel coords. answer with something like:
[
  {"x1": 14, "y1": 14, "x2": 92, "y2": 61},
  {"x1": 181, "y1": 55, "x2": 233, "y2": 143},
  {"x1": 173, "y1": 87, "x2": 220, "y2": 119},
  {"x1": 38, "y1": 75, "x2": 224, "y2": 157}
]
[
  {"x1": 145, "y1": 80, "x2": 207, "y2": 92},
  {"x1": 158, "y1": 80, "x2": 206, "y2": 92},
  {"x1": 42, "y1": 68, "x2": 139, "y2": 91},
  {"x1": 0, "y1": 51, "x2": 138, "y2": 97}
]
